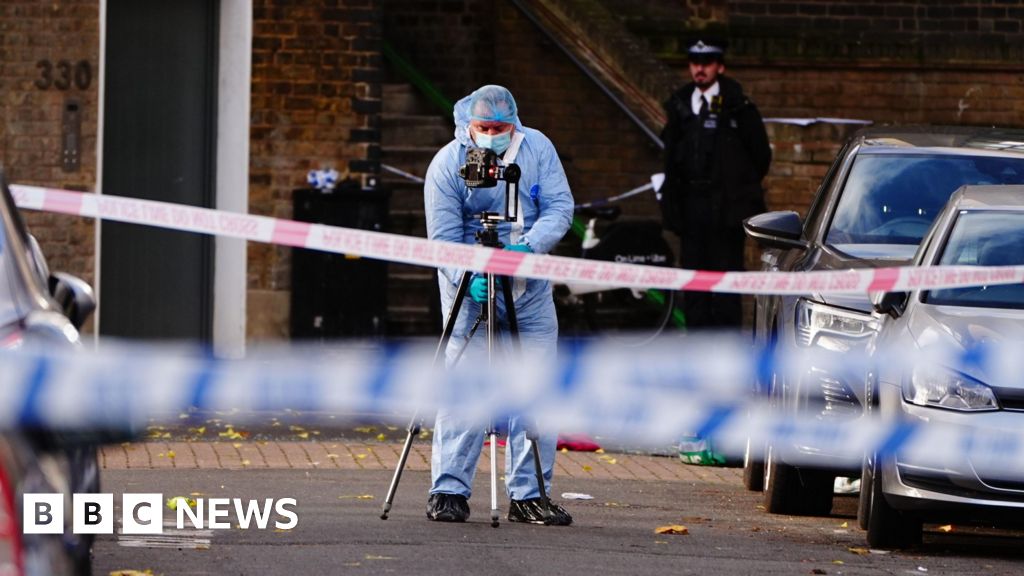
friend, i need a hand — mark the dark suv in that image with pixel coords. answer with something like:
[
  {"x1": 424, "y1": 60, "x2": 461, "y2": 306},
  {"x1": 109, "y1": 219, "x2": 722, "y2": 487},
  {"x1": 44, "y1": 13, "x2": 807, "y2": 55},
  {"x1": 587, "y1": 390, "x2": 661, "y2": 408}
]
[{"x1": 742, "y1": 126, "x2": 1024, "y2": 516}]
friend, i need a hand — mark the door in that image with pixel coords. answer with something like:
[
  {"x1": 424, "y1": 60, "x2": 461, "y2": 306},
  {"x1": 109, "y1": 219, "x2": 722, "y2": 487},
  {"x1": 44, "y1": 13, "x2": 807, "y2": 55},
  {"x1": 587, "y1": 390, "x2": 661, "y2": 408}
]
[{"x1": 100, "y1": 0, "x2": 218, "y2": 340}]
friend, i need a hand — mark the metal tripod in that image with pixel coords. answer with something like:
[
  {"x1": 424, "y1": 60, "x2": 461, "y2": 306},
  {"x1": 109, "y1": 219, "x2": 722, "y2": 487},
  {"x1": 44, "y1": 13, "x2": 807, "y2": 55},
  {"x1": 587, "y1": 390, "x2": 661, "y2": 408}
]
[{"x1": 380, "y1": 213, "x2": 553, "y2": 527}]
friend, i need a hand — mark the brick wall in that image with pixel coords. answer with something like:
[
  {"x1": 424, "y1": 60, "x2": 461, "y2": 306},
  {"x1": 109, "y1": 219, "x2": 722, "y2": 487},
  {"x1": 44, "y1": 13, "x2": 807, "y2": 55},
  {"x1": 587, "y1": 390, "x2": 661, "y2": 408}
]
[
  {"x1": 0, "y1": 0, "x2": 99, "y2": 288},
  {"x1": 247, "y1": 0, "x2": 382, "y2": 339}
]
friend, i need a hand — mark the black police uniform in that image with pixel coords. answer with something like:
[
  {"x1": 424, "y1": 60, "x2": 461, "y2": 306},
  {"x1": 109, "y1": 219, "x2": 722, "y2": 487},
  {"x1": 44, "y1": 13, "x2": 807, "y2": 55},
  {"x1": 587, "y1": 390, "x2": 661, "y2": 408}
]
[{"x1": 659, "y1": 75, "x2": 771, "y2": 328}]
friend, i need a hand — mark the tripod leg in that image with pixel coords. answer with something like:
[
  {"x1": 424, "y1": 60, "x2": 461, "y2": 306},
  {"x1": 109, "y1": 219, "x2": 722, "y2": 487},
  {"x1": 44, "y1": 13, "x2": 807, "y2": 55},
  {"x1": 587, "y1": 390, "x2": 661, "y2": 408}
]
[
  {"x1": 381, "y1": 415, "x2": 420, "y2": 520},
  {"x1": 498, "y1": 275, "x2": 522, "y2": 355},
  {"x1": 490, "y1": 426, "x2": 500, "y2": 528},
  {"x1": 381, "y1": 270, "x2": 474, "y2": 520}
]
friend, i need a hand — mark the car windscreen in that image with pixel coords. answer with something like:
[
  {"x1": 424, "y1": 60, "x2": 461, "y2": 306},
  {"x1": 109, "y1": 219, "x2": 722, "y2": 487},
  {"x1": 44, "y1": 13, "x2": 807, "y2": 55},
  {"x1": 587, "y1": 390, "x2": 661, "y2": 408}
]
[
  {"x1": 924, "y1": 211, "x2": 1024, "y2": 310},
  {"x1": 826, "y1": 154, "x2": 1024, "y2": 246}
]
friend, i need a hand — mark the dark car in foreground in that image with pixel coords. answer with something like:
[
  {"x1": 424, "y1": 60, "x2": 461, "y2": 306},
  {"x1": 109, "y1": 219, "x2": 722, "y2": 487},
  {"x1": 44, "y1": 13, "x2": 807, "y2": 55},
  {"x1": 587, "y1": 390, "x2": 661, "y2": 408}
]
[
  {"x1": 861, "y1": 185, "x2": 1024, "y2": 548},
  {"x1": 0, "y1": 171, "x2": 100, "y2": 575},
  {"x1": 742, "y1": 126, "x2": 1024, "y2": 516}
]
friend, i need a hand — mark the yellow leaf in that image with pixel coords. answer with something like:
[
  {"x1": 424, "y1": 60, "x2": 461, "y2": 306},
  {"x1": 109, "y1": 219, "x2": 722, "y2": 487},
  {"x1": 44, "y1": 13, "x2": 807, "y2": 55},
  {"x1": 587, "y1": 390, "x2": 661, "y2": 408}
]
[
  {"x1": 560, "y1": 447, "x2": 568, "y2": 453},
  {"x1": 327, "y1": 453, "x2": 340, "y2": 459},
  {"x1": 839, "y1": 521, "x2": 848, "y2": 528},
  {"x1": 581, "y1": 465, "x2": 592, "y2": 472},
  {"x1": 356, "y1": 454, "x2": 368, "y2": 459},
  {"x1": 848, "y1": 547, "x2": 869, "y2": 555},
  {"x1": 654, "y1": 525, "x2": 689, "y2": 535},
  {"x1": 296, "y1": 432, "x2": 309, "y2": 439},
  {"x1": 832, "y1": 560, "x2": 845, "y2": 565},
  {"x1": 595, "y1": 448, "x2": 605, "y2": 454},
  {"x1": 166, "y1": 451, "x2": 175, "y2": 459},
  {"x1": 376, "y1": 433, "x2": 387, "y2": 442},
  {"x1": 357, "y1": 494, "x2": 374, "y2": 500},
  {"x1": 938, "y1": 524, "x2": 953, "y2": 533},
  {"x1": 386, "y1": 426, "x2": 398, "y2": 431},
  {"x1": 354, "y1": 426, "x2": 376, "y2": 434},
  {"x1": 166, "y1": 496, "x2": 196, "y2": 510},
  {"x1": 241, "y1": 459, "x2": 251, "y2": 467},
  {"x1": 289, "y1": 425, "x2": 306, "y2": 432},
  {"x1": 232, "y1": 443, "x2": 242, "y2": 449}
]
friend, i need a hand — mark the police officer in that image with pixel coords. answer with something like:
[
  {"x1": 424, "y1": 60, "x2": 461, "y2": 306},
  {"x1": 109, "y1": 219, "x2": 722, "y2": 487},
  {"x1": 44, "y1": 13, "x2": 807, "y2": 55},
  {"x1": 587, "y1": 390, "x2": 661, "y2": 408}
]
[{"x1": 660, "y1": 38, "x2": 771, "y2": 328}]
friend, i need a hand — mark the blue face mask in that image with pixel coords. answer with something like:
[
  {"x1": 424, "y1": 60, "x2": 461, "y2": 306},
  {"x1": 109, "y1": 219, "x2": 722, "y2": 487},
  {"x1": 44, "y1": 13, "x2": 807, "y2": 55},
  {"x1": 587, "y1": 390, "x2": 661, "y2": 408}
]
[{"x1": 473, "y1": 129, "x2": 513, "y2": 154}]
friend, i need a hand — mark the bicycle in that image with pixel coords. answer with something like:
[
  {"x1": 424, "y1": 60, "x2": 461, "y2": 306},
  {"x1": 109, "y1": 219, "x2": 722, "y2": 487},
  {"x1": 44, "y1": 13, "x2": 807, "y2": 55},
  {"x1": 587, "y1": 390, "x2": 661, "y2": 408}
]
[{"x1": 554, "y1": 204, "x2": 683, "y2": 345}]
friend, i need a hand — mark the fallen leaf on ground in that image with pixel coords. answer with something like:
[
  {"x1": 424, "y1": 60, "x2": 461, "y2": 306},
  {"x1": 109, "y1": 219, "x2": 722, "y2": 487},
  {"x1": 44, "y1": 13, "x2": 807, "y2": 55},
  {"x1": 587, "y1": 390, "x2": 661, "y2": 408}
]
[
  {"x1": 109, "y1": 570, "x2": 155, "y2": 576},
  {"x1": 581, "y1": 465, "x2": 592, "y2": 472},
  {"x1": 839, "y1": 521, "x2": 848, "y2": 528},
  {"x1": 241, "y1": 459, "x2": 251, "y2": 466},
  {"x1": 166, "y1": 496, "x2": 197, "y2": 510},
  {"x1": 938, "y1": 524, "x2": 953, "y2": 533},
  {"x1": 354, "y1": 426, "x2": 376, "y2": 434},
  {"x1": 654, "y1": 525, "x2": 689, "y2": 535},
  {"x1": 376, "y1": 433, "x2": 387, "y2": 441},
  {"x1": 295, "y1": 432, "x2": 309, "y2": 439},
  {"x1": 832, "y1": 560, "x2": 844, "y2": 565},
  {"x1": 166, "y1": 451, "x2": 175, "y2": 459},
  {"x1": 327, "y1": 453, "x2": 340, "y2": 459},
  {"x1": 847, "y1": 547, "x2": 869, "y2": 555},
  {"x1": 356, "y1": 454, "x2": 368, "y2": 459},
  {"x1": 289, "y1": 425, "x2": 306, "y2": 432},
  {"x1": 595, "y1": 448, "x2": 605, "y2": 454}
]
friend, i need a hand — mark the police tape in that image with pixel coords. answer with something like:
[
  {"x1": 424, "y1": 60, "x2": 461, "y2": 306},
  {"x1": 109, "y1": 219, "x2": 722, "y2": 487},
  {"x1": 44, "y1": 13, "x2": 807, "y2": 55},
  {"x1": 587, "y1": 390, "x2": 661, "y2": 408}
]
[
  {"x1": 4, "y1": 336, "x2": 1024, "y2": 473},
  {"x1": 12, "y1": 184, "x2": 1024, "y2": 295}
]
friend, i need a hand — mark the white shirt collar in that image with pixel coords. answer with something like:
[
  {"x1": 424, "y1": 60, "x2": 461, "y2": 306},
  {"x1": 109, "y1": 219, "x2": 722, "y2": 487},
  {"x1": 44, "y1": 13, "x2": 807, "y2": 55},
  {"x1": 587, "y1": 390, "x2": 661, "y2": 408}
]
[{"x1": 691, "y1": 81, "x2": 720, "y2": 115}]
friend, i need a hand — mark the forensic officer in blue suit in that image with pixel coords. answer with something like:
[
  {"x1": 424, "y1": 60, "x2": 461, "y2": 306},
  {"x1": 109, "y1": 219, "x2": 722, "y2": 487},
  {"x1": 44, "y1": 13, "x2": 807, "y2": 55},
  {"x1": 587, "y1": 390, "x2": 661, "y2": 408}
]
[{"x1": 423, "y1": 85, "x2": 574, "y2": 525}]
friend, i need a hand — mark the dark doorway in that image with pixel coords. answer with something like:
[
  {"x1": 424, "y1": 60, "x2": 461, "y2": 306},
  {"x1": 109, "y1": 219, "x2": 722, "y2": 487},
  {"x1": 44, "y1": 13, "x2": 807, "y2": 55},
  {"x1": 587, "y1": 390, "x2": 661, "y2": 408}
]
[{"x1": 100, "y1": 0, "x2": 218, "y2": 341}]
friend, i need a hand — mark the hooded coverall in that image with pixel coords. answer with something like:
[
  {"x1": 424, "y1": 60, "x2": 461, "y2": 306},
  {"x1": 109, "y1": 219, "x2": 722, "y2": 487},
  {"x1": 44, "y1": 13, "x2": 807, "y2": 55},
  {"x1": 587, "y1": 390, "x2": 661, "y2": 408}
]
[{"x1": 424, "y1": 86, "x2": 573, "y2": 501}]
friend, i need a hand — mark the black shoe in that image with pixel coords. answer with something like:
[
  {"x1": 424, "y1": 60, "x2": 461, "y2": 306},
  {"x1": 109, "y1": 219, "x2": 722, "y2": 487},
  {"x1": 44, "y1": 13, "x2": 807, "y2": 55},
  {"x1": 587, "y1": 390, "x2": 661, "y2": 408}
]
[
  {"x1": 507, "y1": 498, "x2": 572, "y2": 526},
  {"x1": 426, "y1": 493, "x2": 469, "y2": 522}
]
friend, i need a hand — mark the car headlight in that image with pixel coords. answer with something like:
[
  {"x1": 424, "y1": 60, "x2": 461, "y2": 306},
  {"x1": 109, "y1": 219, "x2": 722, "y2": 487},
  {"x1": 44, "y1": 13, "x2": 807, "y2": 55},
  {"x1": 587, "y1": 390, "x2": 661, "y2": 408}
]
[
  {"x1": 903, "y1": 364, "x2": 999, "y2": 412},
  {"x1": 795, "y1": 299, "x2": 879, "y2": 351}
]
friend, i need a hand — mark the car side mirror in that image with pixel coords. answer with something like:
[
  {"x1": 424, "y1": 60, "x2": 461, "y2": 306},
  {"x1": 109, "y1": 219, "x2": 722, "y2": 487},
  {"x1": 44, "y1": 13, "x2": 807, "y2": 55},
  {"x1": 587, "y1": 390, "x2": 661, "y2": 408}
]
[
  {"x1": 49, "y1": 272, "x2": 96, "y2": 330},
  {"x1": 743, "y1": 211, "x2": 808, "y2": 251},
  {"x1": 871, "y1": 291, "x2": 908, "y2": 318}
]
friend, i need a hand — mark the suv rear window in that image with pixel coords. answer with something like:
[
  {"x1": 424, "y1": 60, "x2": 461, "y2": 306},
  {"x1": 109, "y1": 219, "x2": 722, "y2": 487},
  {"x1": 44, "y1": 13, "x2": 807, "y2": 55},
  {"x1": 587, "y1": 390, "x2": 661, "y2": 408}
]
[{"x1": 826, "y1": 154, "x2": 1024, "y2": 246}]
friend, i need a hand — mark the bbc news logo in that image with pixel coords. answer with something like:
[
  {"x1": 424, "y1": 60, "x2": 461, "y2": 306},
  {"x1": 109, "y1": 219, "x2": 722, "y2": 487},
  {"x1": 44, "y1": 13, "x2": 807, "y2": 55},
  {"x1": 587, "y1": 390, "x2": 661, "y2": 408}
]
[{"x1": 24, "y1": 494, "x2": 298, "y2": 534}]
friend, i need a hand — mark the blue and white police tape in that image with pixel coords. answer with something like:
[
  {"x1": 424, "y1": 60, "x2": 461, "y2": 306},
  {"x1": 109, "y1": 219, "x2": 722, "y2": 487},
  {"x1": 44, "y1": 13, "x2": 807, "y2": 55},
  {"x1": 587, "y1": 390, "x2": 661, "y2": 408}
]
[{"x1": 3, "y1": 335, "x2": 1024, "y2": 474}]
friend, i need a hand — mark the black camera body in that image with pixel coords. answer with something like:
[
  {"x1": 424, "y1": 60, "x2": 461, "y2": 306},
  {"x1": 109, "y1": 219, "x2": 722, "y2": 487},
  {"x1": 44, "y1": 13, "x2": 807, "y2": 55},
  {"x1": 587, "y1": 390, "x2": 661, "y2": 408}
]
[
  {"x1": 459, "y1": 148, "x2": 502, "y2": 188},
  {"x1": 458, "y1": 147, "x2": 522, "y2": 222}
]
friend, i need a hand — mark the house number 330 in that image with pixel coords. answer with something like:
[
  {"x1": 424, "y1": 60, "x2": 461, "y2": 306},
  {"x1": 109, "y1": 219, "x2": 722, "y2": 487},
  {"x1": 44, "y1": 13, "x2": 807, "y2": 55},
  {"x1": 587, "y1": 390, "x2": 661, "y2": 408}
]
[{"x1": 35, "y1": 60, "x2": 92, "y2": 91}]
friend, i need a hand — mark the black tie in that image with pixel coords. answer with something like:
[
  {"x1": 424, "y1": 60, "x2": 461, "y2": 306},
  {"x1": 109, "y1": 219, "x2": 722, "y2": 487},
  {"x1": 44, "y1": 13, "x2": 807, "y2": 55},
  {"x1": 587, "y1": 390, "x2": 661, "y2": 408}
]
[{"x1": 699, "y1": 96, "x2": 709, "y2": 117}]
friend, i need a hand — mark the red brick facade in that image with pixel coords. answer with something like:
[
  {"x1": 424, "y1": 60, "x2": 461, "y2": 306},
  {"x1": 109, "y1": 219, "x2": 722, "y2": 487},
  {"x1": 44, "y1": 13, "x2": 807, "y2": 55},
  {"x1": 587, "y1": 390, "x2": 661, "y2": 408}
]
[
  {"x1": 3, "y1": 0, "x2": 1023, "y2": 340},
  {"x1": 0, "y1": 0, "x2": 99, "y2": 287},
  {"x1": 247, "y1": 0, "x2": 381, "y2": 338}
]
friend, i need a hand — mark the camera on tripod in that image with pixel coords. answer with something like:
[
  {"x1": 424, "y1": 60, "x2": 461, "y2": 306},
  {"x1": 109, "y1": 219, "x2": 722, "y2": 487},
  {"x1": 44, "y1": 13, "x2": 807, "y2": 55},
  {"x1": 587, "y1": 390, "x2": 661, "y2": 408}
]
[{"x1": 458, "y1": 148, "x2": 522, "y2": 223}]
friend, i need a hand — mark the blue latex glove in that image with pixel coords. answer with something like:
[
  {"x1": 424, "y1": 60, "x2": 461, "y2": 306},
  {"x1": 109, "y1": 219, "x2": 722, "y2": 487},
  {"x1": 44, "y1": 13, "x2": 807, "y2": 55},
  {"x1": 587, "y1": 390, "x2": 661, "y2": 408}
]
[
  {"x1": 469, "y1": 275, "x2": 488, "y2": 303},
  {"x1": 505, "y1": 242, "x2": 533, "y2": 253}
]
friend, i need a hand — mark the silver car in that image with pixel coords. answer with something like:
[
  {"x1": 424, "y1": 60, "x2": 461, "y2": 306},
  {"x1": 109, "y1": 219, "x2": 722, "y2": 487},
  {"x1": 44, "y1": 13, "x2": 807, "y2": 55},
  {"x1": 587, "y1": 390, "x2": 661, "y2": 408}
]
[
  {"x1": 861, "y1": 185, "x2": 1024, "y2": 548},
  {"x1": 744, "y1": 126, "x2": 1024, "y2": 517}
]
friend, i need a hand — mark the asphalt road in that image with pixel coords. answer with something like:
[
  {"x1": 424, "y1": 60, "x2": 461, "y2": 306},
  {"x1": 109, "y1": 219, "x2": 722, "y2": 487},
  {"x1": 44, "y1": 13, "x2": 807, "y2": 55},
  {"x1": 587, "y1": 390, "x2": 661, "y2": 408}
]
[{"x1": 95, "y1": 467, "x2": 1024, "y2": 576}]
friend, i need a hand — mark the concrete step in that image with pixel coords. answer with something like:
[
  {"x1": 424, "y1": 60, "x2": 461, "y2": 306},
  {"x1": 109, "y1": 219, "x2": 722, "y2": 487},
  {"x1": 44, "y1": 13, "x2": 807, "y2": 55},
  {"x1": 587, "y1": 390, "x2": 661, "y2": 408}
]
[
  {"x1": 382, "y1": 83, "x2": 436, "y2": 116},
  {"x1": 380, "y1": 146, "x2": 438, "y2": 179},
  {"x1": 380, "y1": 114, "x2": 452, "y2": 147}
]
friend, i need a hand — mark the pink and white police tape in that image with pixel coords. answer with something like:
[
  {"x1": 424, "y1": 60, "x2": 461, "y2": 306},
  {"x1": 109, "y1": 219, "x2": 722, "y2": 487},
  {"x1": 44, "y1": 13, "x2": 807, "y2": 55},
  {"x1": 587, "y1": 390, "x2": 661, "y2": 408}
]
[{"x1": 12, "y1": 184, "x2": 1024, "y2": 295}]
